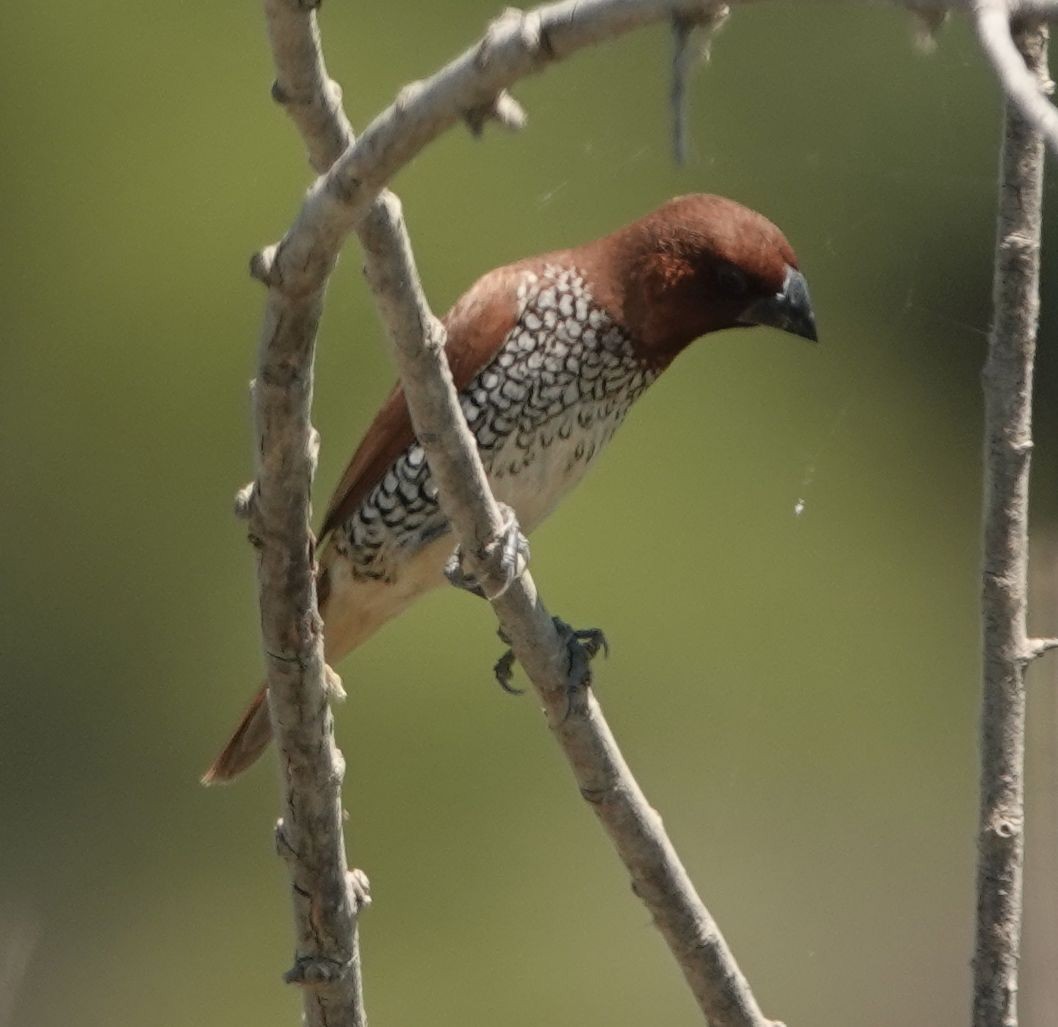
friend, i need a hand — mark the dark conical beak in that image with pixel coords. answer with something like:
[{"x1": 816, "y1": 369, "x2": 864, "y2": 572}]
[{"x1": 738, "y1": 265, "x2": 818, "y2": 342}]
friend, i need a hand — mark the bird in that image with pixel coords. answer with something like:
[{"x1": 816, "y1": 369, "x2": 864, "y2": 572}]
[{"x1": 203, "y1": 193, "x2": 817, "y2": 784}]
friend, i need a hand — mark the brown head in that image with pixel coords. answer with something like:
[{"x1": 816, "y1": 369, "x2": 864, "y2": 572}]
[{"x1": 581, "y1": 194, "x2": 817, "y2": 366}]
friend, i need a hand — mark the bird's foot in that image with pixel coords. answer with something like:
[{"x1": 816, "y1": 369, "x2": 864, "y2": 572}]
[
  {"x1": 494, "y1": 617, "x2": 609, "y2": 716},
  {"x1": 444, "y1": 503, "x2": 529, "y2": 601},
  {"x1": 493, "y1": 631, "x2": 523, "y2": 695},
  {"x1": 554, "y1": 619, "x2": 609, "y2": 719}
]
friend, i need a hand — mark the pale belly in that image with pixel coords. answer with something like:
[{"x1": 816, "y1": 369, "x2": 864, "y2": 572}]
[
  {"x1": 485, "y1": 407, "x2": 624, "y2": 533},
  {"x1": 320, "y1": 400, "x2": 630, "y2": 662}
]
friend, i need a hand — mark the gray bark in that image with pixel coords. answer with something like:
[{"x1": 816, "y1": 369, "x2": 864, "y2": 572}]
[{"x1": 972, "y1": 21, "x2": 1049, "y2": 1027}]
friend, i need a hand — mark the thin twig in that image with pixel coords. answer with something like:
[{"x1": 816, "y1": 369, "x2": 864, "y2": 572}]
[
  {"x1": 972, "y1": 20, "x2": 1048, "y2": 1027},
  {"x1": 264, "y1": 0, "x2": 355, "y2": 170},
  {"x1": 257, "y1": 0, "x2": 721, "y2": 300},
  {"x1": 670, "y1": 4, "x2": 728, "y2": 163}
]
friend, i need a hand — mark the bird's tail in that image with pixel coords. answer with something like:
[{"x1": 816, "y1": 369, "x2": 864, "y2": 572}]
[
  {"x1": 200, "y1": 684, "x2": 271, "y2": 785},
  {"x1": 203, "y1": 536, "x2": 450, "y2": 784}
]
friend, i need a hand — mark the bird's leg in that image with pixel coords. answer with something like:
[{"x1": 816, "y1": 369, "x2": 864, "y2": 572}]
[
  {"x1": 444, "y1": 502, "x2": 530, "y2": 600},
  {"x1": 493, "y1": 617, "x2": 609, "y2": 716}
]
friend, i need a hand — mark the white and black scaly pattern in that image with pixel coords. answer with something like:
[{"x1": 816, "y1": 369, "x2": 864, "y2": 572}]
[{"x1": 336, "y1": 265, "x2": 659, "y2": 581}]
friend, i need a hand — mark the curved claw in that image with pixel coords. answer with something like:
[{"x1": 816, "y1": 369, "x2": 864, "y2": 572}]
[
  {"x1": 493, "y1": 648, "x2": 525, "y2": 694},
  {"x1": 444, "y1": 551, "x2": 486, "y2": 597},
  {"x1": 444, "y1": 503, "x2": 529, "y2": 601},
  {"x1": 492, "y1": 616, "x2": 607, "y2": 709},
  {"x1": 570, "y1": 626, "x2": 609, "y2": 661}
]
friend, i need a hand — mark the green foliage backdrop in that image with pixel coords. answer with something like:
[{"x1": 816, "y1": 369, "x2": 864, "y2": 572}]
[{"x1": 2, "y1": 3, "x2": 1057, "y2": 1025}]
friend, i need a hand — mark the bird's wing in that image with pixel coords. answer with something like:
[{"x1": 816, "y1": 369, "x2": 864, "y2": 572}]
[{"x1": 318, "y1": 264, "x2": 525, "y2": 541}]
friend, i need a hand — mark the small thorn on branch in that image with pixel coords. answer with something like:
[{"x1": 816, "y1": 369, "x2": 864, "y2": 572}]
[
  {"x1": 670, "y1": 4, "x2": 728, "y2": 165},
  {"x1": 395, "y1": 80, "x2": 425, "y2": 115},
  {"x1": 250, "y1": 245, "x2": 279, "y2": 286},
  {"x1": 271, "y1": 79, "x2": 293, "y2": 106},
  {"x1": 347, "y1": 868, "x2": 372, "y2": 911},
  {"x1": 1028, "y1": 637, "x2": 1058, "y2": 660},
  {"x1": 234, "y1": 481, "x2": 257, "y2": 520},
  {"x1": 284, "y1": 955, "x2": 349, "y2": 987},
  {"x1": 325, "y1": 663, "x2": 347, "y2": 702},
  {"x1": 463, "y1": 90, "x2": 528, "y2": 137}
]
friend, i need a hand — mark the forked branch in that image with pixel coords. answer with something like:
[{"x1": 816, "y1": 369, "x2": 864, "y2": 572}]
[{"x1": 240, "y1": 3, "x2": 1058, "y2": 1027}]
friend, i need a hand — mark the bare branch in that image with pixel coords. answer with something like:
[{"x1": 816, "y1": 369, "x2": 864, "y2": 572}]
[
  {"x1": 256, "y1": 0, "x2": 1058, "y2": 307},
  {"x1": 260, "y1": 0, "x2": 722, "y2": 298},
  {"x1": 671, "y1": 4, "x2": 729, "y2": 163},
  {"x1": 358, "y1": 189, "x2": 779, "y2": 1027},
  {"x1": 264, "y1": 0, "x2": 354, "y2": 171},
  {"x1": 972, "y1": 20, "x2": 1048, "y2": 1027},
  {"x1": 975, "y1": 0, "x2": 1058, "y2": 155},
  {"x1": 249, "y1": 269, "x2": 368, "y2": 1027},
  {"x1": 251, "y1": 3, "x2": 368, "y2": 1026}
]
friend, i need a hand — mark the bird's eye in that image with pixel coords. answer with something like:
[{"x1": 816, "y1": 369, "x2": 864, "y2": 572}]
[{"x1": 716, "y1": 264, "x2": 748, "y2": 296}]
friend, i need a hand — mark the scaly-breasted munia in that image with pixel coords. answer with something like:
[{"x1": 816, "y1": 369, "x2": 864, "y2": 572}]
[{"x1": 204, "y1": 194, "x2": 817, "y2": 783}]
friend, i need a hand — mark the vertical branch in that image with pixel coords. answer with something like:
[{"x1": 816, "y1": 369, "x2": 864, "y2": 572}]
[
  {"x1": 972, "y1": 20, "x2": 1048, "y2": 1027},
  {"x1": 249, "y1": 7, "x2": 368, "y2": 1027},
  {"x1": 249, "y1": 275, "x2": 368, "y2": 1027}
]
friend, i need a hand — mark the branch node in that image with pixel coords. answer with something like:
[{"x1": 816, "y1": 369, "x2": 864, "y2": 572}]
[
  {"x1": 989, "y1": 814, "x2": 1022, "y2": 840},
  {"x1": 1028, "y1": 637, "x2": 1058, "y2": 660},
  {"x1": 249, "y1": 245, "x2": 280, "y2": 287},
  {"x1": 464, "y1": 90, "x2": 528, "y2": 136},
  {"x1": 347, "y1": 868, "x2": 372, "y2": 911},
  {"x1": 325, "y1": 663, "x2": 347, "y2": 702},
  {"x1": 1001, "y1": 231, "x2": 1038, "y2": 256},
  {"x1": 395, "y1": 80, "x2": 425, "y2": 115},
  {"x1": 580, "y1": 785, "x2": 606, "y2": 805},
  {"x1": 234, "y1": 481, "x2": 257, "y2": 520},
  {"x1": 330, "y1": 747, "x2": 346, "y2": 786},
  {"x1": 284, "y1": 955, "x2": 349, "y2": 987},
  {"x1": 271, "y1": 79, "x2": 293, "y2": 106},
  {"x1": 477, "y1": 8, "x2": 529, "y2": 68}
]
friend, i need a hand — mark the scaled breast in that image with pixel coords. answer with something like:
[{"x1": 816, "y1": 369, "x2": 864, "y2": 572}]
[{"x1": 337, "y1": 266, "x2": 658, "y2": 581}]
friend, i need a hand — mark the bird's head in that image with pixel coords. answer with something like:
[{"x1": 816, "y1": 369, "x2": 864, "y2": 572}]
[{"x1": 593, "y1": 194, "x2": 817, "y2": 365}]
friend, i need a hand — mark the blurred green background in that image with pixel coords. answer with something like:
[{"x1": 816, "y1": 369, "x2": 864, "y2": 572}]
[{"x1": 3, "y1": 2, "x2": 1058, "y2": 1025}]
